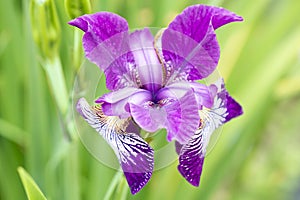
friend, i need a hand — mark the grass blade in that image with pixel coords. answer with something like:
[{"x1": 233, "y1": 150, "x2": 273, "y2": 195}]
[{"x1": 18, "y1": 167, "x2": 47, "y2": 200}]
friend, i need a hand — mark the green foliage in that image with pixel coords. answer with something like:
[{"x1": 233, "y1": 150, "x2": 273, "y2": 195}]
[
  {"x1": 30, "y1": 0, "x2": 61, "y2": 60},
  {"x1": 65, "y1": 0, "x2": 91, "y2": 19},
  {"x1": 0, "y1": 0, "x2": 300, "y2": 199},
  {"x1": 18, "y1": 167, "x2": 48, "y2": 200}
]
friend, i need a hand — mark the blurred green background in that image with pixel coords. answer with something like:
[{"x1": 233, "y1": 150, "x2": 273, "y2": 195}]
[{"x1": 1, "y1": 0, "x2": 300, "y2": 199}]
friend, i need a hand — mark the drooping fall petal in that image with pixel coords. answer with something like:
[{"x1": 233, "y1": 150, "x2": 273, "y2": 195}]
[
  {"x1": 77, "y1": 98, "x2": 154, "y2": 194},
  {"x1": 178, "y1": 78, "x2": 242, "y2": 186}
]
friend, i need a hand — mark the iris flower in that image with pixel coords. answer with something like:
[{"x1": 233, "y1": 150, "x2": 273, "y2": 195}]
[{"x1": 71, "y1": 4, "x2": 243, "y2": 194}]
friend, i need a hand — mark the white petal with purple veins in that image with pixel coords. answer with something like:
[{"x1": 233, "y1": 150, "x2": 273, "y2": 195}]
[
  {"x1": 77, "y1": 98, "x2": 154, "y2": 194},
  {"x1": 178, "y1": 78, "x2": 242, "y2": 186}
]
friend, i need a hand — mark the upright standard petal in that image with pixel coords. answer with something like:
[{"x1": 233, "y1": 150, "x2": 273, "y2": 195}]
[
  {"x1": 77, "y1": 98, "x2": 154, "y2": 194},
  {"x1": 129, "y1": 28, "x2": 163, "y2": 93},
  {"x1": 160, "y1": 5, "x2": 243, "y2": 82},
  {"x1": 177, "y1": 78, "x2": 242, "y2": 186}
]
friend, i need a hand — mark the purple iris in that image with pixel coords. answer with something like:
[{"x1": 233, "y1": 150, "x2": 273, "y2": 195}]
[{"x1": 71, "y1": 4, "x2": 243, "y2": 194}]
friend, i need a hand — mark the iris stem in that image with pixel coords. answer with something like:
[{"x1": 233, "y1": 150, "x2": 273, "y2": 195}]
[
  {"x1": 115, "y1": 175, "x2": 128, "y2": 200},
  {"x1": 42, "y1": 55, "x2": 77, "y2": 140},
  {"x1": 120, "y1": 182, "x2": 128, "y2": 200},
  {"x1": 104, "y1": 170, "x2": 123, "y2": 200},
  {"x1": 43, "y1": 55, "x2": 69, "y2": 115},
  {"x1": 73, "y1": 28, "x2": 82, "y2": 70}
]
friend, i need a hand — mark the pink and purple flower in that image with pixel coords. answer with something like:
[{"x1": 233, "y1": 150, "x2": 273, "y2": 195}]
[{"x1": 71, "y1": 4, "x2": 243, "y2": 194}]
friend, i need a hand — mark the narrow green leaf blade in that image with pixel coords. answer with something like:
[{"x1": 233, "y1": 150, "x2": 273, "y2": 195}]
[{"x1": 17, "y1": 167, "x2": 47, "y2": 200}]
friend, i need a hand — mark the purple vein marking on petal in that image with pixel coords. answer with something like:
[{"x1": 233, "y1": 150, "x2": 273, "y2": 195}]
[
  {"x1": 117, "y1": 133, "x2": 154, "y2": 194},
  {"x1": 167, "y1": 5, "x2": 243, "y2": 43},
  {"x1": 76, "y1": 98, "x2": 154, "y2": 195},
  {"x1": 210, "y1": 78, "x2": 243, "y2": 123},
  {"x1": 161, "y1": 10, "x2": 219, "y2": 81},
  {"x1": 177, "y1": 100, "x2": 223, "y2": 187},
  {"x1": 164, "y1": 89, "x2": 200, "y2": 144},
  {"x1": 129, "y1": 28, "x2": 163, "y2": 93},
  {"x1": 69, "y1": 13, "x2": 138, "y2": 90},
  {"x1": 178, "y1": 126, "x2": 206, "y2": 187},
  {"x1": 224, "y1": 91, "x2": 243, "y2": 123},
  {"x1": 129, "y1": 102, "x2": 166, "y2": 133},
  {"x1": 160, "y1": 5, "x2": 243, "y2": 82},
  {"x1": 178, "y1": 78, "x2": 243, "y2": 186},
  {"x1": 68, "y1": 12, "x2": 129, "y2": 62}
]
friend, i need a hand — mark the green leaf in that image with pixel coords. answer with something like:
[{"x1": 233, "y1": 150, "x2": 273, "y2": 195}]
[
  {"x1": 17, "y1": 167, "x2": 47, "y2": 200},
  {"x1": 0, "y1": 118, "x2": 27, "y2": 146}
]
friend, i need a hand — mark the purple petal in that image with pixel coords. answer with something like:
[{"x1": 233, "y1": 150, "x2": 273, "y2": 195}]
[
  {"x1": 155, "y1": 81, "x2": 191, "y2": 101},
  {"x1": 178, "y1": 126, "x2": 206, "y2": 186},
  {"x1": 69, "y1": 12, "x2": 128, "y2": 62},
  {"x1": 196, "y1": 79, "x2": 242, "y2": 128},
  {"x1": 69, "y1": 13, "x2": 136, "y2": 90},
  {"x1": 89, "y1": 34, "x2": 136, "y2": 90},
  {"x1": 190, "y1": 82, "x2": 217, "y2": 110},
  {"x1": 225, "y1": 94, "x2": 243, "y2": 122},
  {"x1": 104, "y1": 52, "x2": 136, "y2": 90},
  {"x1": 77, "y1": 98, "x2": 154, "y2": 194},
  {"x1": 163, "y1": 90, "x2": 200, "y2": 144},
  {"x1": 168, "y1": 5, "x2": 243, "y2": 42},
  {"x1": 155, "y1": 81, "x2": 216, "y2": 119},
  {"x1": 175, "y1": 141, "x2": 183, "y2": 155},
  {"x1": 117, "y1": 133, "x2": 154, "y2": 194},
  {"x1": 199, "y1": 83, "x2": 230, "y2": 128},
  {"x1": 177, "y1": 89, "x2": 225, "y2": 186},
  {"x1": 96, "y1": 87, "x2": 152, "y2": 118},
  {"x1": 214, "y1": 79, "x2": 243, "y2": 122},
  {"x1": 129, "y1": 28, "x2": 163, "y2": 93},
  {"x1": 190, "y1": 82, "x2": 217, "y2": 109},
  {"x1": 161, "y1": 21, "x2": 219, "y2": 82},
  {"x1": 160, "y1": 5, "x2": 243, "y2": 81},
  {"x1": 178, "y1": 79, "x2": 243, "y2": 186},
  {"x1": 129, "y1": 102, "x2": 166, "y2": 133},
  {"x1": 210, "y1": 7, "x2": 244, "y2": 29},
  {"x1": 130, "y1": 89, "x2": 200, "y2": 144}
]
